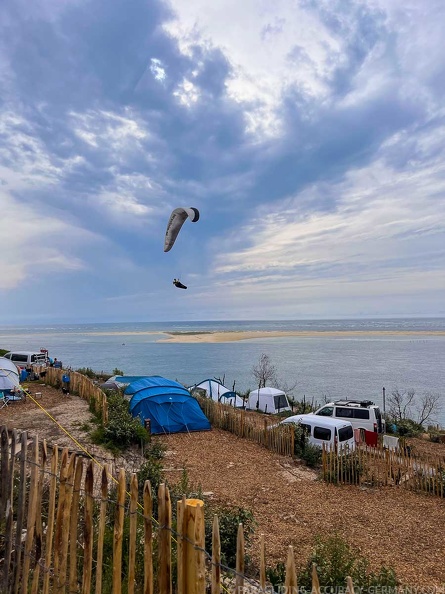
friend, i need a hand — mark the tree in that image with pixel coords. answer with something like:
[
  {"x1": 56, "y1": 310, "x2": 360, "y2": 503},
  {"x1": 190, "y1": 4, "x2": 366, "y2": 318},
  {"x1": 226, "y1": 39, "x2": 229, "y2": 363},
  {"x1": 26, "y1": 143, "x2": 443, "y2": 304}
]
[
  {"x1": 252, "y1": 353, "x2": 277, "y2": 388},
  {"x1": 388, "y1": 389, "x2": 415, "y2": 421},
  {"x1": 387, "y1": 388, "x2": 441, "y2": 427},
  {"x1": 416, "y1": 392, "x2": 441, "y2": 426}
]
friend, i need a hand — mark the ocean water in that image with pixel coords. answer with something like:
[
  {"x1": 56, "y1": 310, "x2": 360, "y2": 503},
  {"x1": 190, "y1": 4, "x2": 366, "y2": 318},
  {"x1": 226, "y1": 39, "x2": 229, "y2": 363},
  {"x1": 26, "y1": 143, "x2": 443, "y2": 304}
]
[{"x1": 1, "y1": 318, "x2": 445, "y2": 426}]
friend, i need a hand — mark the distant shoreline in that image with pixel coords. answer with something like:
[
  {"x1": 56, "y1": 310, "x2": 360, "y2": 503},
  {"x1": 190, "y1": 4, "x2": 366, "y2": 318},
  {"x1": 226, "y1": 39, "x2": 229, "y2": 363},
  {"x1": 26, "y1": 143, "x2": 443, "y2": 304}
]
[
  {"x1": 6, "y1": 328, "x2": 443, "y2": 342},
  {"x1": 158, "y1": 330, "x2": 445, "y2": 343}
]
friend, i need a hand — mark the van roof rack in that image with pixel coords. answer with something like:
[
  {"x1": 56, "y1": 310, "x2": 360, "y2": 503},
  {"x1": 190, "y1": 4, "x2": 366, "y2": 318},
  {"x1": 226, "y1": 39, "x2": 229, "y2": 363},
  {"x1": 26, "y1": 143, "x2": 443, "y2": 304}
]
[{"x1": 334, "y1": 399, "x2": 375, "y2": 407}]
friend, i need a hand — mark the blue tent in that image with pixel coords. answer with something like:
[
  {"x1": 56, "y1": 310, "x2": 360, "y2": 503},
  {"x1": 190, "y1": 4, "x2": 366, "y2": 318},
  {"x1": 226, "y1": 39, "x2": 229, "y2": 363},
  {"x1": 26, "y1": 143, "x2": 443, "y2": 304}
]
[{"x1": 125, "y1": 376, "x2": 211, "y2": 435}]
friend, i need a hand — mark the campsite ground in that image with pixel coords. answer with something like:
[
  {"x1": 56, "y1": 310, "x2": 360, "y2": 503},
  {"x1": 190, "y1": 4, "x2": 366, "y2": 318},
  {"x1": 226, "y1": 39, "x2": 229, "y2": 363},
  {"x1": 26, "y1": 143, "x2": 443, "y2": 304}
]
[{"x1": 2, "y1": 383, "x2": 445, "y2": 587}]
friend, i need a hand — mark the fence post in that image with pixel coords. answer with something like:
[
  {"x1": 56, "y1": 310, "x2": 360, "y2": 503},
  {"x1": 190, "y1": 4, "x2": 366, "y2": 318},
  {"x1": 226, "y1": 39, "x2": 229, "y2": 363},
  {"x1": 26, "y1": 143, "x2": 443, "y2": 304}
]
[
  {"x1": 158, "y1": 483, "x2": 172, "y2": 594},
  {"x1": 57, "y1": 453, "x2": 76, "y2": 594},
  {"x1": 82, "y1": 461, "x2": 94, "y2": 594},
  {"x1": 235, "y1": 523, "x2": 244, "y2": 594},
  {"x1": 259, "y1": 533, "x2": 266, "y2": 591},
  {"x1": 212, "y1": 515, "x2": 221, "y2": 594},
  {"x1": 285, "y1": 545, "x2": 297, "y2": 591},
  {"x1": 182, "y1": 498, "x2": 205, "y2": 594},
  {"x1": 69, "y1": 457, "x2": 84, "y2": 593},
  {"x1": 21, "y1": 435, "x2": 39, "y2": 594},
  {"x1": 0, "y1": 426, "x2": 9, "y2": 522},
  {"x1": 128, "y1": 473, "x2": 138, "y2": 594},
  {"x1": 312, "y1": 563, "x2": 321, "y2": 594},
  {"x1": 143, "y1": 480, "x2": 153, "y2": 594},
  {"x1": 4, "y1": 429, "x2": 18, "y2": 592},
  {"x1": 43, "y1": 446, "x2": 58, "y2": 594},
  {"x1": 95, "y1": 465, "x2": 109, "y2": 594},
  {"x1": 13, "y1": 431, "x2": 28, "y2": 594},
  {"x1": 177, "y1": 496, "x2": 185, "y2": 594},
  {"x1": 113, "y1": 468, "x2": 126, "y2": 594},
  {"x1": 30, "y1": 439, "x2": 48, "y2": 594}
]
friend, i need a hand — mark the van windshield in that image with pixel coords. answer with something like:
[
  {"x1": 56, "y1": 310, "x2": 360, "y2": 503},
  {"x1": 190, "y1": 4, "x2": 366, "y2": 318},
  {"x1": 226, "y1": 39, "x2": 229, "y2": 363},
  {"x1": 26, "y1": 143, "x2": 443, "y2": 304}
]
[
  {"x1": 338, "y1": 426, "x2": 353, "y2": 442},
  {"x1": 274, "y1": 394, "x2": 288, "y2": 410}
]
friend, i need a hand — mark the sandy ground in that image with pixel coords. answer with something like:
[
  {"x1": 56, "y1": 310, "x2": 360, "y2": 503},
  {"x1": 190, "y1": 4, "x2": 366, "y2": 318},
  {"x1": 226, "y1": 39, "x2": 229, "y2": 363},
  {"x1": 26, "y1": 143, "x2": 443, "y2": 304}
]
[
  {"x1": 159, "y1": 330, "x2": 445, "y2": 343},
  {"x1": 2, "y1": 384, "x2": 445, "y2": 586}
]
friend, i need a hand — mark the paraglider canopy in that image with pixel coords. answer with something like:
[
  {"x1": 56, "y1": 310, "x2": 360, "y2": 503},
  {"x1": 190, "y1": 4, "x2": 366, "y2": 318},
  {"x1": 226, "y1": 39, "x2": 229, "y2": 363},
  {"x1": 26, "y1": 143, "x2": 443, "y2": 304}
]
[
  {"x1": 173, "y1": 279, "x2": 187, "y2": 289},
  {"x1": 164, "y1": 207, "x2": 199, "y2": 252}
]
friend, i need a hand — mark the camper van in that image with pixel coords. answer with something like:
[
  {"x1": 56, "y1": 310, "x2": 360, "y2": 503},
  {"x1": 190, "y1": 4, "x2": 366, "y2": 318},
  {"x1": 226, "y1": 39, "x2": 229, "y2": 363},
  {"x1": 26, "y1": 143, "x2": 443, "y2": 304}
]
[
  {"x1": 246, "y1": 387, "x2": 291, "y2": 414},
  {"x1": 314, "y1": 400, "x2": 384, "y2": 434},
  {"x1": 3, "y1": 351, "x2": 48, "y2": 368},
  {"x1": 279, "y1": 414, "x2": 355, "y2": 453}
]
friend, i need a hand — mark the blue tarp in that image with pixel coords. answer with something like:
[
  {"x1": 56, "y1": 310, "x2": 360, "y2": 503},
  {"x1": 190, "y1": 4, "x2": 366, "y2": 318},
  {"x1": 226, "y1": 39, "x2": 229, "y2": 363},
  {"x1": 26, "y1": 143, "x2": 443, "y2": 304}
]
[{"x1": 125, "y1": 375, "x2": 211, "y2": 435}]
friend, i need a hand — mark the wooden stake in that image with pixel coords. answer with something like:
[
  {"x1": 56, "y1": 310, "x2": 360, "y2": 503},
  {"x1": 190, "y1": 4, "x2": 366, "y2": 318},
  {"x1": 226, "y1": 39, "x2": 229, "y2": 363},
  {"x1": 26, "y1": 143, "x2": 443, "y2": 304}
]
[
  {"x1": 112, "y1": 468, "x2": 126, "y2": 594},
  {"x1": 95, "y1": 465, "x2": 109, "y2": 594},
  {"x1": 128, "y1": 473, "x2": 138, "y2": 594},
  {"x1": 143, "y1": 480, "x2": 153, "y2": 594},
  {"x1": 211, "y1": 515, "x2": 221, "y2": 594},
  {"x1": 43, "y1": 445, "x2": 58, "y2": 594},
  {"x1": 284, "y1": 545, "x2": 297, "y2": 592},
  {"x1": 235, "y1": 523, "x2": 245, "y2": 594},
  {"x1": 259, "y1": 533, "x2": 266, "y2": 591}
]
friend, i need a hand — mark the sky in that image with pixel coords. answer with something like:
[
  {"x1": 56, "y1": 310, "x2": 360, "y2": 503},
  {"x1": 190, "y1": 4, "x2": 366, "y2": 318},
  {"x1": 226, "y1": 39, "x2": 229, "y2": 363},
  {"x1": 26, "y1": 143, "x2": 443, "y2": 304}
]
[{"x1": 0, "y1": 0, "x2": 444, "y2": 323}]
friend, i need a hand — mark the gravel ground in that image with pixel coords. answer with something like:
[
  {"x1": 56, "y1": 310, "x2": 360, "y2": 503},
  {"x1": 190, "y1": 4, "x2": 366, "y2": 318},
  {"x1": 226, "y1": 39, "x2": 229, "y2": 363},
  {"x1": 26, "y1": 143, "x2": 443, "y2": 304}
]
[{"x1": 2, "y1": 384, "x2": 445, "y2": 587}]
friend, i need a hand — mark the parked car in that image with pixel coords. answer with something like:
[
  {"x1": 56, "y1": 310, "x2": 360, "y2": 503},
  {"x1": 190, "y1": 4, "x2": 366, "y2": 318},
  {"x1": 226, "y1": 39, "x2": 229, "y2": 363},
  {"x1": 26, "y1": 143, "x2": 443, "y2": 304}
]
[
  {"x1": 278, "y1": 414, "x2": 355, "y2": 453},
  {"x1": 313, "y1": 400, "x2": 384, "y2": 434},
  {"x1": 3, "y1": 350, "x2": 48, "y2": 368}
]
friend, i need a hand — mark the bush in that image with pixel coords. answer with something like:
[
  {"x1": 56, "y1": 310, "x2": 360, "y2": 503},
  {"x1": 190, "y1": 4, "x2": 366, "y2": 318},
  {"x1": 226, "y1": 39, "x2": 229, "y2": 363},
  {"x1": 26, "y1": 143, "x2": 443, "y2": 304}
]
[
  {"x1": 394, "y1": 418, "x2": 424, "y2": 437},
  {"x1": 292, "y1": 425, "x2": 322, "y2": 468},
  {"x1": 91, "y1": 393, "x2": 149, "y2": 452},
  {"x1": 76, "y1": 366, "x2": 99, "y2": 379},
  {"x1": 301, "y1": 443, "x2": 323, "y2": 468},
  {"x1": 323, "y1": 452, "x2": 366, "y2": 485},
  {"x1": 298, "y1": 533, "x2": 398, "y2": 591},
  {"x1": 204, "y1": 505, "x2": 256, "y2": 567}
]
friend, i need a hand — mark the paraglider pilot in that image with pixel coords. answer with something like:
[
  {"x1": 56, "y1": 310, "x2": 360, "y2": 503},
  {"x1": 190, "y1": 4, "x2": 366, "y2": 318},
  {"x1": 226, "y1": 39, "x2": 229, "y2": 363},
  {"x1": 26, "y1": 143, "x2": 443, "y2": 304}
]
[{"x1": 173, "y1": 279, "x2": 187, "y2": 289}]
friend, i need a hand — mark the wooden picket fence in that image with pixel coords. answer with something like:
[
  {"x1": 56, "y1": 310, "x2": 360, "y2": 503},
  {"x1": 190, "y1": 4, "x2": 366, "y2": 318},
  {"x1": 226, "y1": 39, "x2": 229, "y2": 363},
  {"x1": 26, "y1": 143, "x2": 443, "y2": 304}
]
[
  {"x1": 322, "y1": 445, "x2": 445, "y2": 495},
  {"x1": 199, "y1": 398, "x2": 295, "y2": 457},
  {"x1": 199, "y1": 398, "x2": 445, "y2": 498},
  {"x1": 0, "y1": 426, "x2": 360, "y2": 594},
  {"x1": 33, "y1": 367, "x2": 108, "y2": 424}
]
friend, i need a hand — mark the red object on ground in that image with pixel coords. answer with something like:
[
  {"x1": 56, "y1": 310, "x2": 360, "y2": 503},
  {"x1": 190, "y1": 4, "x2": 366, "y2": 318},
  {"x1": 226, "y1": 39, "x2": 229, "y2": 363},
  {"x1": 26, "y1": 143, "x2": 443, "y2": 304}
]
[{"x1": 364, "y1": 430, "x2": 378, "y2": 447}]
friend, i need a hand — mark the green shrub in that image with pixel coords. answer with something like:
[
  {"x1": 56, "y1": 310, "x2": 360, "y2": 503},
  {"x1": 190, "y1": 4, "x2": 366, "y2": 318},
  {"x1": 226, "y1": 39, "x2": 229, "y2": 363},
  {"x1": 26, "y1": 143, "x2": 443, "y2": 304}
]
[
  {"x1": 204, "y1": 505, "x2": 256, "y2": 568},
  {"x1": 266, "y1": 562, "x2": 286, "y2": 589},
  {"x1": 301, "y1": 443, "x2": 323, "y2": 468},
  {"x1": 298, "y1": 533, "x2": 398, "y2": 591},
  {"x1": 91, "y1": 393, "x2": 149, "y2": 452},
  {"x1": 395, "y1": 418, "x2": 424, "y2": 437},
  {"x1": 323, "y1": 452, "x2": 366, "y2": 485},
  {"x1": 76, "y1": 366, "x2": 98, "y2": 379},
  {"x1": 262, "y1": 534, "x2": 398, "y2": 593},
  {"x1": 113, "y1": 367, "x2": 124, "y2": 376}
]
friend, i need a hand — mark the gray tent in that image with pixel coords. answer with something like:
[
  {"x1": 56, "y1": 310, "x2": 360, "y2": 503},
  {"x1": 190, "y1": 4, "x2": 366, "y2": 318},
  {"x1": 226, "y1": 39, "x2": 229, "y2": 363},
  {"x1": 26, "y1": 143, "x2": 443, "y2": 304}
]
[{"x1": 0, "y1": 356, "x2": 20, "y2": 391}]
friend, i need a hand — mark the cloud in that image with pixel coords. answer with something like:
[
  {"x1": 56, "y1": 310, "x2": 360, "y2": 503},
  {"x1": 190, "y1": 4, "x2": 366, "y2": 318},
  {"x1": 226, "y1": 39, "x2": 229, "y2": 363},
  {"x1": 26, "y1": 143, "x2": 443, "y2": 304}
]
[{"x1": 0, "y1": 0, "x2": 444, "y2": 320}]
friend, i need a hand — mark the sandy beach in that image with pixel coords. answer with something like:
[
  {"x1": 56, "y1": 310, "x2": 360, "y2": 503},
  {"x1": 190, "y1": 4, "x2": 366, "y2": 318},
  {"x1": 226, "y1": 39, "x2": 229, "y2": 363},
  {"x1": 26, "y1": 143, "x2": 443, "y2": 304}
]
[{"x1": 158, "y1": 329, "x2": 445, "y2": 343}]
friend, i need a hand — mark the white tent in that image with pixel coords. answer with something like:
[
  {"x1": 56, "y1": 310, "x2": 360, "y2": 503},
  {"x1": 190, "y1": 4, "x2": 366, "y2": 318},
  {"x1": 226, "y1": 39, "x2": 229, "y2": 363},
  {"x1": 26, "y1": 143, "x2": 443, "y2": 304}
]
[
  {"x1": 190, "y1": 379, "x2": 245, "y2": 408},
  {"x1": 0, "y1": 356, "x2": 20, "y2": 391},
  {"x1": 246, "y1": 387, "x2": 291, "y2": 414}
]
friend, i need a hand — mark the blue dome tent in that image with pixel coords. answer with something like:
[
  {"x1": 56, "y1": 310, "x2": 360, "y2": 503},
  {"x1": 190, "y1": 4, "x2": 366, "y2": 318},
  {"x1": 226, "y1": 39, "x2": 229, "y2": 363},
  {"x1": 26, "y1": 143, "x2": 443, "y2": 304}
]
[{"x1": 125, "y1": 376, "x2": 211, "y2": 435}]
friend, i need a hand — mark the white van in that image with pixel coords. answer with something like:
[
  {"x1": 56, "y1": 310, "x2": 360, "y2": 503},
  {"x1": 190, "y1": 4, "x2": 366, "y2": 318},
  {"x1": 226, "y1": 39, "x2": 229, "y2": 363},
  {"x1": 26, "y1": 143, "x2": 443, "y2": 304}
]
[
  {"x1": 246, "y1": 387, "x2": 291, "y2": 414},
  {"x1": 279, "y1": 414, "x2": 355, "y2": 453},
  {"x1": 314, "y1": 400, "x2": 384, "y2": 434},
  {"x1": 3, "y1": 351, "x2": 48, "y2": 368}
]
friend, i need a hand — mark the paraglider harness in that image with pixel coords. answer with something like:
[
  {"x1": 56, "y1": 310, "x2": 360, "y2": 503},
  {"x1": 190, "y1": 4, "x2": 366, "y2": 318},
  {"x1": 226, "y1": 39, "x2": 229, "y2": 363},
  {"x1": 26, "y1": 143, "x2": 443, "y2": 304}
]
[{"x1": 173, "y1": 279, "x2": 187, "y2": 289}]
